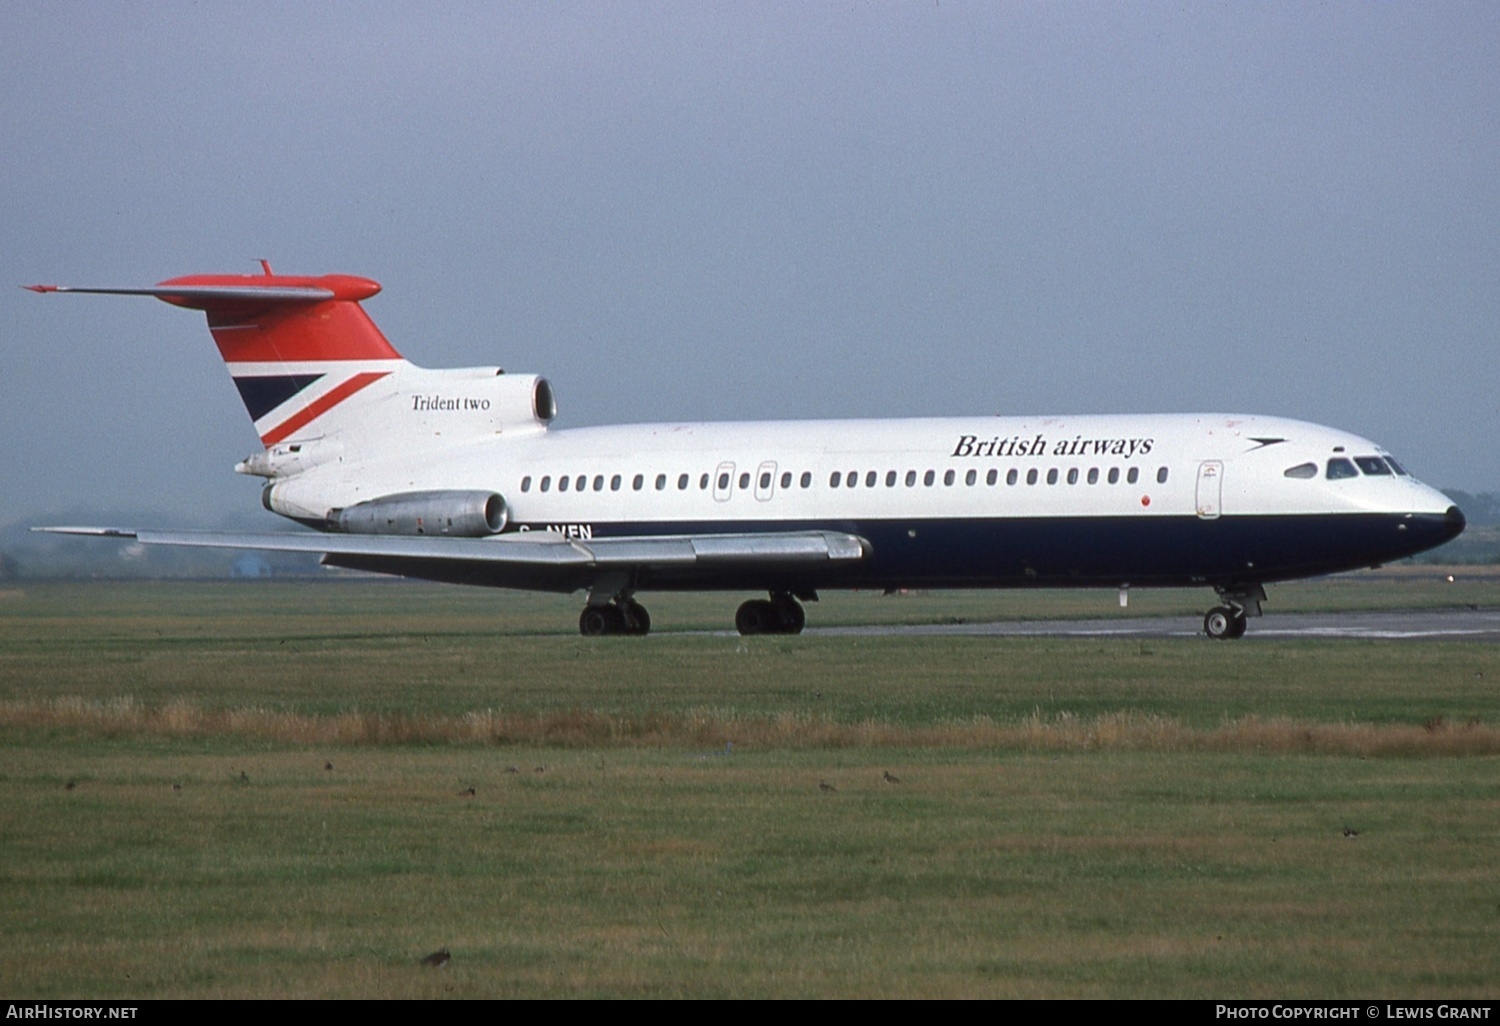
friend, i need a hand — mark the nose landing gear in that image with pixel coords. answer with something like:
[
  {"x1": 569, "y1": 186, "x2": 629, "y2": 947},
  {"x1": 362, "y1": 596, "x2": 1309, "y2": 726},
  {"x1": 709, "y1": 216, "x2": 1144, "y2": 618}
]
[
  {"x1": 1203, "y1": 584, "x2": 1264, "y2": 640},
  {"x1": 1203, "y1": 605, "x2": 1248, "y2": 640}
]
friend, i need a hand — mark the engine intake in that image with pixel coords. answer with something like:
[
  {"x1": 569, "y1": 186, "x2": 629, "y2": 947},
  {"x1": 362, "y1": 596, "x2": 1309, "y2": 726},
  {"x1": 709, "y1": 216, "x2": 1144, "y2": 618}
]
[{"x1": 333, "y1": 490, "x2": 507, "y2": 537}]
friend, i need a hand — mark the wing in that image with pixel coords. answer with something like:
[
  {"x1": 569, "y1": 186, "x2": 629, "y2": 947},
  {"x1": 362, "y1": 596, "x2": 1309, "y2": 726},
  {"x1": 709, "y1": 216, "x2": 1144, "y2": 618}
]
[{"x1": 33, "y1": 526, "x2": 868, "y2": 593}]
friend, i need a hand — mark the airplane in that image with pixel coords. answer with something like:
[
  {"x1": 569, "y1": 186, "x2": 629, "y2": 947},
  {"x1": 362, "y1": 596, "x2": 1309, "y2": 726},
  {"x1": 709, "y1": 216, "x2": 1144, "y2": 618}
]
[{"x1": 28, "y1": 265, "x2": 1466, "y2": 639}]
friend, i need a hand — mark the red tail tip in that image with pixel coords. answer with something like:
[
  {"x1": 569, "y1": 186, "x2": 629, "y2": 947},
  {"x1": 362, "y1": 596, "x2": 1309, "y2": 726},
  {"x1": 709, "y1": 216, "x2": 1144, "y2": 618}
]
[{"x1": 23, "y1": 284, "x2": 58, "y2": 293}]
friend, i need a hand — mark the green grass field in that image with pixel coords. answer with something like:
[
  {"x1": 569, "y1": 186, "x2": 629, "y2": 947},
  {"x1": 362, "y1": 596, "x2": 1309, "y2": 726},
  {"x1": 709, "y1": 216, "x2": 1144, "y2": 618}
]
[{"x1": 1, "y1": 578, "x2": 1497, "y2": 997}]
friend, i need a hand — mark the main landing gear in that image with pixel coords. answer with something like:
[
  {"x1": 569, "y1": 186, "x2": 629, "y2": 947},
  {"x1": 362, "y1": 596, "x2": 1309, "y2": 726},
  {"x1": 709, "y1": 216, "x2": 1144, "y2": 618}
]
[
  {"x1": 578, "y1": 597, "x2": 651, "y2": 637},
  {"x1": 735, "y1": 592, "x2": 808, "y2": 636},
  {"x1": 1203, "y1": 584, "x2": 1265, "y2": 641},
  {"x1": 575, "y1": 589, "x2": 812, "y2": 637}
]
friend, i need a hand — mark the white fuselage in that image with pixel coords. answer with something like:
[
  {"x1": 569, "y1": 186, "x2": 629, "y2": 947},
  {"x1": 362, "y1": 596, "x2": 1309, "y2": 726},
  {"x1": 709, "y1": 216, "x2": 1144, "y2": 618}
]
[
  {"x1": 270, "y1": 412, "x2": 1449, "y2": 528},
  {"x1": 261, "y1": 411, "x2": 1461, "y2": 593}
]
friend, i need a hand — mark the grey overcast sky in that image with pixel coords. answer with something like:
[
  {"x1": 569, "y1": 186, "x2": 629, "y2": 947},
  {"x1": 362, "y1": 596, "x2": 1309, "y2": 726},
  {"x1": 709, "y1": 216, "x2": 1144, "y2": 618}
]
[{"x1": 3, "y1": 1, "x2": 1497, "y2": 525}]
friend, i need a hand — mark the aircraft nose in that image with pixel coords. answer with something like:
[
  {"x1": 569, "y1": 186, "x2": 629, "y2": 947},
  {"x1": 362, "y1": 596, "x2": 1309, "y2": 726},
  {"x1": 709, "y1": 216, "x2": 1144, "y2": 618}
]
[
  {"x1": 1397, "y1": 504, "x2": 1466, "y2": 559},
  {"x1": 1445, "y1": 504, "x2": 1467, "y2": 540}
]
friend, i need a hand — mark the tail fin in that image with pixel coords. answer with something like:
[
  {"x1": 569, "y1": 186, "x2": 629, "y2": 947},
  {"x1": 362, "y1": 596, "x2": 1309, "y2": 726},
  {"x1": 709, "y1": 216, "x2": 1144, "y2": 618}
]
[
  {"x1": 29, "y1": 269, "x2": 555, "y2": 513},
  {"x1": 28, "y1": 268, "x2": 406, "y2": 446}
]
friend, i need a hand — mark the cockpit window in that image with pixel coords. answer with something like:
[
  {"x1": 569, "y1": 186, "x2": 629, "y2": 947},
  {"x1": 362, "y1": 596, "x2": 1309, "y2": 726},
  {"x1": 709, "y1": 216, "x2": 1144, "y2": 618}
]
[
  {"x1": 1355, "y1": 456, "x2": 1392, "y2": 476},
  {"x1": 1326, "y1": 458, "x2": 1358, "y2": 480},
  {"x1": 1385, "y1": 456, "x2": 1409, "y2": 476},
  {"x1": 1283, "y1": 462, "x2": 1318, "y2": 479}
]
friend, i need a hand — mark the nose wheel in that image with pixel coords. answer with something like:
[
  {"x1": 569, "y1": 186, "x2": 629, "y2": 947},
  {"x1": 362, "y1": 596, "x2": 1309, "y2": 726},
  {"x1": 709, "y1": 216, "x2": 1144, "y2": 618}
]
[
  {"x1": 1203, "y1": 606, "x2": 1248, "y2": 640},
  {"x1": 1203, "y1": 584, "x2": 1262, "y2": 640}
]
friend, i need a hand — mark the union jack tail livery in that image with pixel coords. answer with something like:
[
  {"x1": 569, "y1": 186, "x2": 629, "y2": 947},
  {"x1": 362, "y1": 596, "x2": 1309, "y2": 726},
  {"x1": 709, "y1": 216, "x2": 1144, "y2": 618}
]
[
  {"x1": 30, "y1": 265, "x2": 405, "y2": 447},
  {"x1": 180, "y1": 270, "x2": 402, "y2": 447}
]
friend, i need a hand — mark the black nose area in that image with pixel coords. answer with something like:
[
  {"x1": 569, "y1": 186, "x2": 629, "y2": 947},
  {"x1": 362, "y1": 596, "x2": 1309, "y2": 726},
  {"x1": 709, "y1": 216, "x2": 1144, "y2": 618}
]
[{"x1": 1445, "y1": 505, "x2": 1467, "y2": 540}]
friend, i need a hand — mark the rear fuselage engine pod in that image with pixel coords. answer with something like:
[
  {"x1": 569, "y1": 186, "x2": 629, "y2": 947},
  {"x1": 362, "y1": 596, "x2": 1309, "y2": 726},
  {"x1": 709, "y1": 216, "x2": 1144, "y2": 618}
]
[{"x1": 333, "y1": 490, "x2": 508, "y2": 537}]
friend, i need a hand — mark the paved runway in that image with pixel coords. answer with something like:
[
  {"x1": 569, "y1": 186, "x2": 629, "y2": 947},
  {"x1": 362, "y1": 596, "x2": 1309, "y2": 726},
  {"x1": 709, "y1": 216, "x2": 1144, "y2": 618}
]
[{"x1": 808, "y1": 608, "x2": 1500, "y2": 642}]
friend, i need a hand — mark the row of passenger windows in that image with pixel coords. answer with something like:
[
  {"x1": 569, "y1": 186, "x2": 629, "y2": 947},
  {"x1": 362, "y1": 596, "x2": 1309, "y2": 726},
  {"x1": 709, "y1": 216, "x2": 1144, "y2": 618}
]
[
  {"x1": 517, "y1": 465, "x2": 1170, "y2": 494},
  {"x1": 831, "y1": 466, "x2": 1167, "y2": 487},
  {"x1": 1284, "y1": 456, "x2": 1408, "y2": 481},
  {"x1": 520, "y1": 471, "x2": 813, "y2": 494}
]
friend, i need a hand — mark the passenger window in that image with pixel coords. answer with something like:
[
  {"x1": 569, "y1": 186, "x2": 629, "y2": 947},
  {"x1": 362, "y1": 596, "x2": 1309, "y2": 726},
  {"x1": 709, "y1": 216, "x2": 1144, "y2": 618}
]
[
  {"x1": 719, "y1": 473, "x2": 731, "y2": 490},
  {"x1": 594, "y1": 475, "x2": 605, "y2": 491},
  {"x1": 866, "y1": 471, "x2": 877, "y2": 488},
  {"x1": 830, "y1": 472, "x2": 842, "y2": 488},
  {"x1": 759, "y1": 472, "x2": 771, "y2": 489},
  {"x1": 678, "y1": 473, "x2": 689, "y2": 490},
  {"x1": 1156, "y1": 467, "x2": 1168, "y2": 484},
  {"x1": 1067, "y1": 468, "x2": 1078, "y2": 485},
  {"x1": 886, "y1": 470, "x2": 897, "y2": 487},
  {"x1": 610, "y1": 474, "x2": 622, "y2": 491},
  {"x1": 906, "y1": 470, "x2": 917, "y2": 487},
  {"x1": 1127, "y1": 467, "x2": 1139, "y2": 485},
  {"x1": 1283, "y1": 462, "x2": 1318, "y2": 480},
  {"x1": 1326, "y1": 458, "x2": 1358, "y2": 480},
  {"x1": 1087, "y1": 468, "x2": 1098, "y2": 485},
  {"x1": 781, "y1": 472, "x2": 792, "y2": 488},
  {"x1": 521, "y1": 476, "x2": 532, "y2": 493},
  {"x1": 924, "y1": 470, "x2": 935, "y2": 486},
  {"x1": 540, "y1": 475, "x2": 552, "y2": 492},
  {"x1": 739, "y1": 472, "x2": 750, "y2": 490},
  {"x1": 576, "y1": 475, "x2": 587, "y2": 492},
  {"x1": 965, "y1": 469, "x2": 977, "y2": 486},
  {"x1": 656, "y1": 474, "x2": 667, "y2": 491},
  {"x1": 1007, "y1": 469, "x2": 1018, "y2": 486},
  {"x1": 848, "y1": 470, "x2": 858, "y2": 487},
  {"x1": 987, "y1": 469, "x2": 998, "y2": 486},
  {"x1": 1108, "y1": 468, "x2": 1119, "y2": 485},
  {"x1": 700, "y1": 473, "x2": 710, "y2": 490},
  {"x1": 559, "y1": 476, "x2": 570, "y2": 493},
  {"x1": 800, "y1": 471, "x2": 812, "y2": 488},
  {"x1": 943, "y1": 469, "x2": 955, "y2": 486},
  {"x1": 1046, "y1": 469, "x2": 1058, "y2": 485},
  {"x1": 1027, "y1": 468, "x2": 1038, "y2": 485},
  {"x1": 632, "y1": 474, "x2": 643, "y2": 491},
  {"x1": 1355, "y1": 456, "x2": 1392, "y2": 476}
]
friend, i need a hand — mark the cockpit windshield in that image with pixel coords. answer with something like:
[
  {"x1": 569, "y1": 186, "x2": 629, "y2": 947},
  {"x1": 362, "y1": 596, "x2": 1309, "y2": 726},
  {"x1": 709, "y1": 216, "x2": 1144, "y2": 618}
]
[
  {"x1": 1355, "y1": 456, "x2": 1392, "y2": 476},
  {"x1": 1326, "y1": 458, "x2": 1358, "y2": 480}
]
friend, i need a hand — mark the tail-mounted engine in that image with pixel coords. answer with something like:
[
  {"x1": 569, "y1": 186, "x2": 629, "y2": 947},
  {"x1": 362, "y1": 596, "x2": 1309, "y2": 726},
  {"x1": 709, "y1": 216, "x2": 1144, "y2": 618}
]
[
  {"x1": 404, "y1": 370, "x2": 556, "y2": 435},
  {"x1": 331, "y1": 490, "x2": 508, "y2": 537}
]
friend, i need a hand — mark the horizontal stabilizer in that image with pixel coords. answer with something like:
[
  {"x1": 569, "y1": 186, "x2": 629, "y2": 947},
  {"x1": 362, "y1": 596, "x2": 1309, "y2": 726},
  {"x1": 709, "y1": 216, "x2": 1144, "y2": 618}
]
[{"x1": 25, "y1": 284, "x2": 335, "y2": 303}]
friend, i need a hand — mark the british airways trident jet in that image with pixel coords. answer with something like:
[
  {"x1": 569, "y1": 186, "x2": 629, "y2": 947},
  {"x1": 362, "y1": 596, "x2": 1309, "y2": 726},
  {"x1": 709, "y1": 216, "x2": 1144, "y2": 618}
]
[{"x1": 29, "y1": 267, "x2": 1465, "y2": 638}]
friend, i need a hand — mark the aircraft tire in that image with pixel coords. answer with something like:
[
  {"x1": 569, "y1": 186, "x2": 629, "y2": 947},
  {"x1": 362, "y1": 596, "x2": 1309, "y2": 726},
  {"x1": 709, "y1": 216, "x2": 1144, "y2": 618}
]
[
  {"x1": 1226, "y1": 612, "x2": 1248, "y2": 639},
  {"x1": 1203, "y1": 606, "x2": 1236, "y2": 640},
  {"x1": 735, "y1": 599, "x2": 775, "y2": 636},
  {"x1": 621, "y1": 600, "x2": 651, "y2": 636},
  {"x1": 580, "y1": 605, "x2": 626, "y2": 637},
  {"x1": 772, "y1": 596, "x2": 806, "y2": 634}
]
